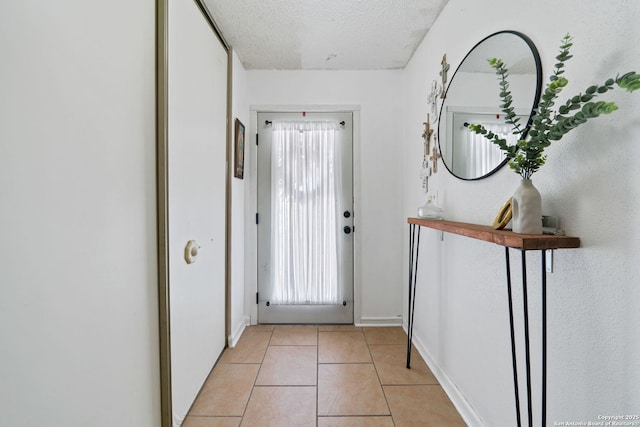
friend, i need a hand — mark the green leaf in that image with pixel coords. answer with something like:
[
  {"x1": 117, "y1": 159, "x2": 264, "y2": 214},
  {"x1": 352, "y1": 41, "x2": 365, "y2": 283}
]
[
  {"x1": 489, "y1": 58, "x2": 503, "y2": 68},
  {"x1": 617, "y1": 71, "x2": 640, "y2": 92}
]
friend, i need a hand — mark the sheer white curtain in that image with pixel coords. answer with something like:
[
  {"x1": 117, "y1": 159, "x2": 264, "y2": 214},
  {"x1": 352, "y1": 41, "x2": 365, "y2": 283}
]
[
  {"x1": 464, "y1": 123, "x2": 515, "y2": 177},
  {"x1": 270, "y1": 121, "x2": 343, "y2": 305}
]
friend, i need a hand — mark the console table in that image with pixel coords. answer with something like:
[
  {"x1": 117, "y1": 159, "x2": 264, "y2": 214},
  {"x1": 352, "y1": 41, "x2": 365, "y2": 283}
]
[{"x1": 406, "y1": 218, "x2": 580, "y2": 427}]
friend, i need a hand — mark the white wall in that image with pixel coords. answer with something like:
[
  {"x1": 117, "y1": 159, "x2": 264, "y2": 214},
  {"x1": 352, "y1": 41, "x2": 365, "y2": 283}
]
[
  {"x1": 0, "y1": 1, "x2": 159, "y2": 426},
  {"x1": 403, "y1": 0, "x2": 640, "y2": 425},
  {"x1": 244, "y1": 70, "x2": 405, "y2": 325},
  {"x1": 230, "y1": 50, "x2": 250, "y2": 344}
]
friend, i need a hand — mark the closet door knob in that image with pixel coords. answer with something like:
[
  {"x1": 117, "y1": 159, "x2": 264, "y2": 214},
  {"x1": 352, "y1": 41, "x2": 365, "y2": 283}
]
[{"x1": 343, "y1": 226, "x2": 352, "y2": 234}]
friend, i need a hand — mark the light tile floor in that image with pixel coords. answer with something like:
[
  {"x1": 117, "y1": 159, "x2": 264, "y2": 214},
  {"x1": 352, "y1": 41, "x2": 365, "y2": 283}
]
[{"x1": 183, "y1": 325, "x2": 466, "y2": 427}]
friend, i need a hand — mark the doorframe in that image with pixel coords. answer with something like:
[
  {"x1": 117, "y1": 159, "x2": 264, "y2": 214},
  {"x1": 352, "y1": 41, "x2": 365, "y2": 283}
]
[
  {"x1": 247, "y1": 105, "x2": 362, "y2": 325},
  {"x1": 156, "y1": 0, "x2": 231, "y2": 425}
]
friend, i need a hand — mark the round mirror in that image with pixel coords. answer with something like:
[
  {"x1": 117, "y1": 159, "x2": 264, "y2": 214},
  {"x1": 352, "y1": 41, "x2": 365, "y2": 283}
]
[{"x1": 438, "y1": 31, "x2": 542, "y2": 180}]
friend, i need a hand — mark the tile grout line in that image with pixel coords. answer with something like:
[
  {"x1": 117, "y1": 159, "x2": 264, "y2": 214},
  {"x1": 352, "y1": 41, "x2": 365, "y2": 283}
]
[
  {"x1": 364, "y1": 329, "x2": 397, "y2": 426},
  {"x1": 237, "y1": 327, "x2": 274, "y2": 425}
]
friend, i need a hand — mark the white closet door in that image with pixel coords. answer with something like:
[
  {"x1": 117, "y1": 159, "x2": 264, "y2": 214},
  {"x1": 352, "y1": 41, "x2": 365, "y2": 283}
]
[{"x1": 167, "y1": 0, "x2": 227, "y2": 425}]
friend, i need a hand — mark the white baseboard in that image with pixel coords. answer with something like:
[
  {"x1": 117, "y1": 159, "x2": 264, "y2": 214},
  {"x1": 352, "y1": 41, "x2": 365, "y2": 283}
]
[
  {"x1": 356, "y1": 316, "x2": 404, "y2": 327},
  {"x1": 228, "y1": 316, "x2": 250, "y2": 348},
  {"x1": 403, "y1": 324, "x2": 486, "y2": 427}
]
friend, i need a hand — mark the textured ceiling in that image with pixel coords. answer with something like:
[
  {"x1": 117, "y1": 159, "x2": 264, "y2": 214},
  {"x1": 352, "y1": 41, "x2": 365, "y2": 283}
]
[{"x1": 203, "y1": 0, "x2": 450, "y2": 70}]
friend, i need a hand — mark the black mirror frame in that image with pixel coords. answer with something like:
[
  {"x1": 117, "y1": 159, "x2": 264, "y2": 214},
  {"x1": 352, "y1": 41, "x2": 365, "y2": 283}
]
[{"x1": 438, "y1": 30, "x2": 543, "y2": 181}]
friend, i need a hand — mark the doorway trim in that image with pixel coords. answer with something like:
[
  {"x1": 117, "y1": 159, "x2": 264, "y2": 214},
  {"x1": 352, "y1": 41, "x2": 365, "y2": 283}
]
[{"x1": 247, "y1": 105, "x2": 362, "y2": 326}]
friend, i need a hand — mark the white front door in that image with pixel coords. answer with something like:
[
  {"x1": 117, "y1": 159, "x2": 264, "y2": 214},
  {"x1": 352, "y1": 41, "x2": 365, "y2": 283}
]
[{"x1": 257, "y1": 112, "x2": 354, "y2": 324}]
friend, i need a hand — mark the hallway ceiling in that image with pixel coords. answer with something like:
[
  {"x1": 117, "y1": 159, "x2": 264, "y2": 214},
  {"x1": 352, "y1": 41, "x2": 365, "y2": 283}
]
[{"x1": 203, "y1": 0, "x2": 450, "y2": 70}]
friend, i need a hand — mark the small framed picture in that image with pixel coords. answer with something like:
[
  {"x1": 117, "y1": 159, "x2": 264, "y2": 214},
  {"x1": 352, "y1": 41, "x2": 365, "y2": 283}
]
[{"x1": 234, "y1": 118, "x2": 245, "y2": 179}]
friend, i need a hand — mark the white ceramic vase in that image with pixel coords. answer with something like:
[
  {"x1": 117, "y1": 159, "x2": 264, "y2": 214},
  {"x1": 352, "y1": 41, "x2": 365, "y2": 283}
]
[{"x1": 512, "y1": 179, "x2": 542, "y2": 234}]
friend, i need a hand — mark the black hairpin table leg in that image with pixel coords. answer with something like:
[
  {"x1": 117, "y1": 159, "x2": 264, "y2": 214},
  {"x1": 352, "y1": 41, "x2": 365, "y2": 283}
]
[
  {"x1": 505, "y1": 247, "x2": 522, "y2": 427},
  {"x1": 505, "y1": 248, "x2": 548, "y2": 427},
  {"x1": 541, "y1": 250, "x2": 547, "y2": 427},
  {"x1": 521, "y1": 250, "x2": 534, "y2": 427},
  {"x1": 406, "y1": 223, "x2": 420, "y2": 369}
]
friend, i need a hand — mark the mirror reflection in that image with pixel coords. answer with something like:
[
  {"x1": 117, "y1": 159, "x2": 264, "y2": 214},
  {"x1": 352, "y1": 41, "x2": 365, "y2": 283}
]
[{"x1": 438, "y1": 31, "x2": 541, "y2": 180}]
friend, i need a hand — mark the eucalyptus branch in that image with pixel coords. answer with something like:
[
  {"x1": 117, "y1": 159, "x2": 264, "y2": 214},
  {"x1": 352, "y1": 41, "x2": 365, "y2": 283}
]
[
  {"x1": 529, "y1": 35, "x2": 573, "y2": 133},
  {"x1": 488, "y1": 58, "x2": 523, "y2": 135}
]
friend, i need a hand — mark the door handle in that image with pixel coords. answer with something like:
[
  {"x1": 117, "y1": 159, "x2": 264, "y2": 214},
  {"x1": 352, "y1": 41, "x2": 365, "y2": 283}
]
[
  {"x1": 343, "y1": 226, "x2": 352, "y2": 234},
  {"x1": 343, "y1": 211, "x2": 351, "y2": 218}
]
